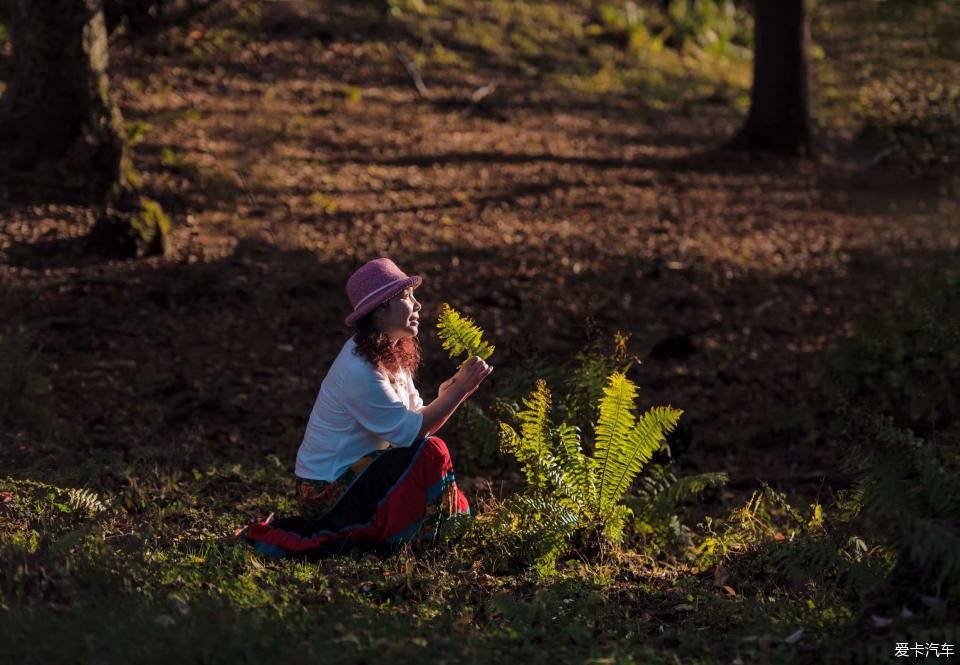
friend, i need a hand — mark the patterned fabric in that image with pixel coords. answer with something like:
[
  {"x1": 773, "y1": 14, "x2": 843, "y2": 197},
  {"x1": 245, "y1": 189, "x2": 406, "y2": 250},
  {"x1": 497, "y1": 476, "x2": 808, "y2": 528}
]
[
  {"x1": 245, "y1": 436, "x2": 470, "y2": 557},
  {"x1": 294, "y1": 451, "x2": 382, "y2": 520}
]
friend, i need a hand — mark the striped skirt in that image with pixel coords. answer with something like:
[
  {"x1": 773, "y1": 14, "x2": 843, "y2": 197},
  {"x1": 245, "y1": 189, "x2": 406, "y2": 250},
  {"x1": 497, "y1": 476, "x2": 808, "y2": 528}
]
[{"x1": 245, "y1": 436, "x2": 470, "y2": 557}]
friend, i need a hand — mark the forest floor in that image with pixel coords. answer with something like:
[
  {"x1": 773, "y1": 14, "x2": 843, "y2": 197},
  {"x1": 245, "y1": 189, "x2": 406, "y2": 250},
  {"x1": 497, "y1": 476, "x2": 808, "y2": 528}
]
[{"x1": 1, "y1": 1, "x2": 959, "y2": 663}]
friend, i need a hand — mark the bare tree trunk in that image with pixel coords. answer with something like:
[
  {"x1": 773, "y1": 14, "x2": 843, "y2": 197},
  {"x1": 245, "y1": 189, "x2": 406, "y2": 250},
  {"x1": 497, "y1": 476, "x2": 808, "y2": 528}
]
[
  {"x1": 731, "y1": 0, "x2": 811, "y2": 155},
  {"x1": 0, "y1": 0, "x2": 127, "y2": 202}
]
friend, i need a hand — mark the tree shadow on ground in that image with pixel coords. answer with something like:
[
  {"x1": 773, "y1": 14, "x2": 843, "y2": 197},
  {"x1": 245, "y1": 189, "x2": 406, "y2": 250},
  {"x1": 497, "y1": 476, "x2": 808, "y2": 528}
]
[
  {"x1": 4, "y1": 235, "x2": 106, "y2": 271},
  {"x1": 2, "y1": 225, "x2": 956, "y2": 497}
]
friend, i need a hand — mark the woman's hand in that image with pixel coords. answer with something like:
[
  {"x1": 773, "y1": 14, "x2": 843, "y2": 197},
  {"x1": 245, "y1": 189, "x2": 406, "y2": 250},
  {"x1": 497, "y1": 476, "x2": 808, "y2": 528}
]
[
  {"x1": 440, "y1": 356, "x2": 493, "y2": 401},
  {"x1": 438, "y1": 376, "x2": 458, "y2": 397},
  {"x1": 419, "y1": 357, "x2": 494, "y2": 439}
]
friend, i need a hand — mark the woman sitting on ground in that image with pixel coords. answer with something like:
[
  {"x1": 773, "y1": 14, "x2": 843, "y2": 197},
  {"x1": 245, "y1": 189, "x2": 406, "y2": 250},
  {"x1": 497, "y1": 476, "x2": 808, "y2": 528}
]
[{"x1": 245, "y1": 258, "x2": 492, "y2": 556}]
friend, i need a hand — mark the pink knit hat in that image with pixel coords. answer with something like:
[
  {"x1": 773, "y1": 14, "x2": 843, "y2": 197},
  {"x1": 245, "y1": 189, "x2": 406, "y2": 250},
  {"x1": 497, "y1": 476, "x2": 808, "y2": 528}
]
[{"x1": 344, "y1": 258, "x2": 422, "y2": 326}]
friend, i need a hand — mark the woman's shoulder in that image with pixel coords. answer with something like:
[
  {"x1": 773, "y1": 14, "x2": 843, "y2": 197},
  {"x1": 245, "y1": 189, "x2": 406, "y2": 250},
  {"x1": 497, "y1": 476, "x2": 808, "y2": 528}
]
[{"x1": 331, "y1": 337, "x2": 385, "y2": 381}]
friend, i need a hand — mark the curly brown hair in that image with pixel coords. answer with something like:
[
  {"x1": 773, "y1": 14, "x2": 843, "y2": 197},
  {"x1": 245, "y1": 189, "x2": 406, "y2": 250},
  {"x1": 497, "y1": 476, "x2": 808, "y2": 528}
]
[{"x1": 352, "y1": 312, "x2": 421, "y2": 377}]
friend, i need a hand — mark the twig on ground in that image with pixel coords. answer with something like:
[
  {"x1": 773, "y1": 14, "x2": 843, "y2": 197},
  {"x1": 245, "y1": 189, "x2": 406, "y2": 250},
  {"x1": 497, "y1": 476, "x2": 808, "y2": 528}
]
[
  {"x1": 461, "y1": 80, "x2": 500, "y2": 118},
  {"x1": 393, "y1": 46, "x2": 430, "y2": 98},
  {"x1": 470, "y1": 80, "x2": 499, "y2": 104}
]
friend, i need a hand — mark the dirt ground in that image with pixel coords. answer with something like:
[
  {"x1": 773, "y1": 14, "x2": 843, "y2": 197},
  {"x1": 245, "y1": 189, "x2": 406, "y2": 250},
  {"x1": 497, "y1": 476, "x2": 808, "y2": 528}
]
[{"x1": 1, "y1": 0, "x2": 958, "y2": 507}]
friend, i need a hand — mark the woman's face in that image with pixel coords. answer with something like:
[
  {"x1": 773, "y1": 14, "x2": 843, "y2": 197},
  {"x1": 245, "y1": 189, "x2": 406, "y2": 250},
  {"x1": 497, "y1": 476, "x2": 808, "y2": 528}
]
[{"x1": 372, "y1": 287, "x2": 421, "y2": 341}]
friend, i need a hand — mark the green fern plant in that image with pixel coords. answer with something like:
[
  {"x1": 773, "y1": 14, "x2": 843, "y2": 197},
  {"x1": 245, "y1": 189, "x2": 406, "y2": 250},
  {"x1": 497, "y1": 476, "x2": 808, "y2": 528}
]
[
  {"x1": 694, "y1": 413, "x2": 960, "y2": 606},
  {"x1": 630, "y1": 464, "x2": 728, "y2": 556},
  {"x1": 846, "y1": 414, "x2": 960, "y2": 592},
  {"x1": 499, "y1": 372, "x2": 682, "y2": 549},
  {"x1": 66, "y1": 488, "x2": 109, "y2": 517},
  {"x1": 557, "y1": 331, "x2": 632, "y2": 442},
  {"x1": 436, "y1": 303, "x2": 495, "y2": 365}
]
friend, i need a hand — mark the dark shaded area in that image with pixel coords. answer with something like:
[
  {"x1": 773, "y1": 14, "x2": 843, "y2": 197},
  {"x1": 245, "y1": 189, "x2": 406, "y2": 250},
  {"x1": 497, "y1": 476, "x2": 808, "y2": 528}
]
[
  {"x1": 3, "y1": 234, "x2": 104, "y2": 270},
  {"x1": 2, "y1": 222, "x2": 955, "y2": 495}
]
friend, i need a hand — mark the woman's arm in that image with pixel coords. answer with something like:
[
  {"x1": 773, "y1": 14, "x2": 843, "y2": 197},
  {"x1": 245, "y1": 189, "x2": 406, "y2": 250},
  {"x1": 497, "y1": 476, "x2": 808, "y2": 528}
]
[{"x1": 417, "y1": 356, "x2": 493, "y2": 439}]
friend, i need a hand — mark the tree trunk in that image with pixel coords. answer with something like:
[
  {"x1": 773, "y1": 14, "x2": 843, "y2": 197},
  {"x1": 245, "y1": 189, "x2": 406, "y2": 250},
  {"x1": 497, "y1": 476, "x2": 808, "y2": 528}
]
[
  {"x1": 0, "y1": 0, "x2": 127, "y2": 203},
  {"x1": 731, "y1": 0, "x2": 811, "y2": 155}
]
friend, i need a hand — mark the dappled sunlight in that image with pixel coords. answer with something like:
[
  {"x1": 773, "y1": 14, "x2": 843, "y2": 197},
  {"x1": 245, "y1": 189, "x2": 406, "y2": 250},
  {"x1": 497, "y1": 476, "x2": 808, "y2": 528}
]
[{"x1": 2, "y1": 1, "x2": 959, "y2": 662}]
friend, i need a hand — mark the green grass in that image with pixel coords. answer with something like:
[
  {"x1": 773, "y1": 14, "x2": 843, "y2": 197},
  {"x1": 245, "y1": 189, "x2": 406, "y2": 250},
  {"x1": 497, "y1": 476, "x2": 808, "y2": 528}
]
[
  {"x1": 0, "y1": 467, "x2": 859, "y2": 665},
  {"x1": 1, "y1": 374, "x2": 952, "y2": 664},
  {"x1": 382, "y1": 0, "x2": 752, "y2": 114}
]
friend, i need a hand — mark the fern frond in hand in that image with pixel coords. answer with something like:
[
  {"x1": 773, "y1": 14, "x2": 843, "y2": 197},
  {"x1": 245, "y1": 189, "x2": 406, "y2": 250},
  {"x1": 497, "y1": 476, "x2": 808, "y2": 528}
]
[{"x1": 436, "y1": 303, "x2": 495, "y2": 365}]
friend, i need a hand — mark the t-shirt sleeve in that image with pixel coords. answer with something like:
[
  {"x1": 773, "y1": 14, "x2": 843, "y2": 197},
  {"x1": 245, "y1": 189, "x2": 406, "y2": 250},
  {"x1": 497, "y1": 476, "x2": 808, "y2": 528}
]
[
  {"x1": 339, "y1": 367, "x2": 423, "y2": 447},
  {"x1": 408, "y1": 375, "x2": 424, "y2": 411}
]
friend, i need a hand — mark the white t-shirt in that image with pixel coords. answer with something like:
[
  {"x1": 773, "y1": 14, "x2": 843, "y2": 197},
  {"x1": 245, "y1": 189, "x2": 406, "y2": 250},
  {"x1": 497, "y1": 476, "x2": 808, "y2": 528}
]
[{"x1": 294, "y1": 337, "x2": 425, "y2": 481}]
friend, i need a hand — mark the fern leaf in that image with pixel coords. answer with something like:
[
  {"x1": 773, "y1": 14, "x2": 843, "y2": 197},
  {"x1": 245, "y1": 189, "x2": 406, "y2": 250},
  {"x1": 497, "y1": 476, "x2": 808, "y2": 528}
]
[
  {"x1": 500, "y1": 382, "x2": 581, "y2": 497},
  {"x1": 517, "y1": 380, "x2": 553, "y2": 492},
  {"x1": 560, "y1": 332, "x2": 632, "y2": 436},
  {"x1": 554, "y1": 423, "x2": 596, "y2": 508},
  {"x1": 500, "y1": 419, "x2": 556, "y2": 494},
  {"x1": 499, "y1": 422, "x2": 523, "y2": 458},
  {"x1": 489, "y1": 494, "x2": 580, "y2": 570},
  {"x1": 639, "y1": 465, "x2": 674, "y2": 499},
  {"x1": 593, "y1": 372, "x2": 638, "y2": 514},
  {"x1": 638, "y1": 470, "x2": 727, "y2": 528},
  {"x1": 603, "y1": 504, "x2": 634, "y2": 545},
  {"x1": 663, "y1": 472, "x2": 728, "y2": 504},
  {"x1": 599, "y1": 404, "x2": 682, "y2": 516},
  {"x1": 66, "y1": 488, "x2": 108, "y2": 516},
  {"x1": 436, "y1": 303, "x2": 495, "y2": 364},
  {"x1": 507, "y1": 494, "x2": 580, "y2": 531}
]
